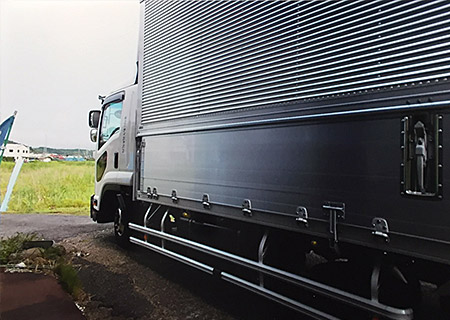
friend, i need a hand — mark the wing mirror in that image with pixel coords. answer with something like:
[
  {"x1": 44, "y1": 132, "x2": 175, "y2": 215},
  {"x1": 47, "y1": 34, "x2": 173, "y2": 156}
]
[
  {"x1": 89, "y1": 110, "x2": 101, "y2": 128},
  {"x1": 90, "y1": 128, "x2": 98, "y2": 143}
]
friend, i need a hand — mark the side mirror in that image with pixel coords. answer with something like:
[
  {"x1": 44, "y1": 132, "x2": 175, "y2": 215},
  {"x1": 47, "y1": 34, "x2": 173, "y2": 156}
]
[
  {"x1": 90, "y1": 128, "x2": 98, "y2": 143},
  {"x1": 89, "y1": 110, "x2": 101, "y2": 128}
]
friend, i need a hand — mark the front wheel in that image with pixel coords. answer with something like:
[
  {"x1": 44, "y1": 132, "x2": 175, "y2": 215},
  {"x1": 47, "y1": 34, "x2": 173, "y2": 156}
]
[{"x1": 114, "y1": 199, "x2": 130, "y2": 247}]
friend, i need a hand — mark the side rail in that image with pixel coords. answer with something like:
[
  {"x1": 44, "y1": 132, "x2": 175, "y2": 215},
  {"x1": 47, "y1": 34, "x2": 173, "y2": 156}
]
[{"x1": 128, "y1": 219, "x2": 413, "y2": 320}]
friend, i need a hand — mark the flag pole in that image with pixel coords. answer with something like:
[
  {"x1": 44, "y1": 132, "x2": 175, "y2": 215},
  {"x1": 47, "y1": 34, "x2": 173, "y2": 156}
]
[
  {"x1": 0, "y1": 111, "x2": 18, "y2": 216},
  {"x1": 0, "y1": 156, "x2": 24, "y2": 213}
]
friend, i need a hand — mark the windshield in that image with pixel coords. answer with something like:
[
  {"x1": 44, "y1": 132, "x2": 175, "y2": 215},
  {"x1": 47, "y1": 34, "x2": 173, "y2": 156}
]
[{"x1": 99, "y1": 101, "x2": 122, "y2": 149}]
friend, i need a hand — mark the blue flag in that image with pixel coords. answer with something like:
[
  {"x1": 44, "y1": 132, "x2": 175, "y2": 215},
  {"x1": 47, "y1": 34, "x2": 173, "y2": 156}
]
[
  {"x1": 0, "y1": 114, "x2": 16, "y2": 164},
  {"x1": 0, "y1": 116, "x2": 14, "y2": 146}
]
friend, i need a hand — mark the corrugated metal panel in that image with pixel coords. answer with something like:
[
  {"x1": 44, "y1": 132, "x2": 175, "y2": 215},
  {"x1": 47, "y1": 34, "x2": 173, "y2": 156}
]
[{"x1": 141, "y1": 0, "x2": 450, "y2": 126}]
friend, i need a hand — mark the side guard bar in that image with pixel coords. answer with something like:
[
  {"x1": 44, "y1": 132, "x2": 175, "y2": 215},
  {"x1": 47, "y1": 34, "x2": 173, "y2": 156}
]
[{"x1": 129, "y1": 223, "x2": 413, "y2": 320}]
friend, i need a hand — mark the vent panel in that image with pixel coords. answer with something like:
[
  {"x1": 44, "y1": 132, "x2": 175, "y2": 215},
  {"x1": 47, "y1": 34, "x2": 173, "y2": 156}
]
[{"x1": 141, "y1": 0, "x2": 450, "y2": 126}]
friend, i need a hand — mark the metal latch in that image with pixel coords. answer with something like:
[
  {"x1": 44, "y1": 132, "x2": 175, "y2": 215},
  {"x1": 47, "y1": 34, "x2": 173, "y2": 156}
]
[
  {"x1": 401, "y1": 114, "x2": 443, "y2": 198},
  {"x1": 323, "y1": 202, "x2": 345, "y2": 246},
  {"x1": 171, "y1": 190, "x2": 178, "y2": 203},
  {"x1": 414, "y1": 121, "x2": 427, "y2": 193},
  {"x1": 152, "y1": 187, "x2": 158, "y2": 200},
  {"x1": 242, "y1": 199, "x2": 252, "y2": 217},
  {"x1": 202, "y1": 194, "x2": 210, "y2": 209},
  {"x1": 372, "y1": 218, "x2": 389, "y2": 242},
  {"x1": 296, "y1": 206, "x2": 308, "y2": 227}
]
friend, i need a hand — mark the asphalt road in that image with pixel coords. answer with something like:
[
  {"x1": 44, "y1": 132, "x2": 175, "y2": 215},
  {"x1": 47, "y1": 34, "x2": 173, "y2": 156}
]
[{"x1": 0, "y1": 213, "x2": 108, "y2": 241}]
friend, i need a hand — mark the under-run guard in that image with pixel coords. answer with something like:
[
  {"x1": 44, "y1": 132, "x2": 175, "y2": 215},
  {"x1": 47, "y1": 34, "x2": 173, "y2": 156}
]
[{"x1": 128, "y1": 219, "x2": 413, "y2": 320}]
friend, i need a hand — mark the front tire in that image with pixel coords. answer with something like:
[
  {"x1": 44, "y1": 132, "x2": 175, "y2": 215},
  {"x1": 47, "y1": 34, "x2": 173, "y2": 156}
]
[{"x1": 114, "y1": 200, "x2": 130, "y2": 247}]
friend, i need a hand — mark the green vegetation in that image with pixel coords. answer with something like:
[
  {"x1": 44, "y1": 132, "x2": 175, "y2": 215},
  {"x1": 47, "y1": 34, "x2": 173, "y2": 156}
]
[
  {"x1": 42, "y1": 245, "x2": 66, "y2": 261},
  {"x1": 54, "y1": 262, "x2": 83, "y2": 298},
  {"x1": 0, "y1": 161, "x2": 94, "y2": 214},
  {"x1": 1, "y1": 233, "x2": 82, "y2": 298},
  {"x1": 0, "y1": 232, "x2": 38, "y2": 264}
]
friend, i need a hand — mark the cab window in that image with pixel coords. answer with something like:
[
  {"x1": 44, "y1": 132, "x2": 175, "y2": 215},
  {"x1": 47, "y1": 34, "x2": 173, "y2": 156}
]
[{"x1": 99, "y1": 101, "x2": 122, "y2": 149}]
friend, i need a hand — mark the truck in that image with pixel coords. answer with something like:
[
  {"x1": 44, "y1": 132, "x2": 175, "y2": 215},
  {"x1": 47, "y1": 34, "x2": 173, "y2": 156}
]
[{"x1": 88, "y1": 1, "x2": 450, "y2": 319}]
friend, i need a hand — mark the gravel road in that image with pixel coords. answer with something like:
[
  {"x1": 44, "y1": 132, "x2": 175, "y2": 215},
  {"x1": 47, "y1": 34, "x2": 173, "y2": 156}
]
[
  {"x1": 0, "y1": 214, "x2": 446, "y2": 320},
  {"x1": 66, "y1": 232, "x2": 306, "y2": 320}
]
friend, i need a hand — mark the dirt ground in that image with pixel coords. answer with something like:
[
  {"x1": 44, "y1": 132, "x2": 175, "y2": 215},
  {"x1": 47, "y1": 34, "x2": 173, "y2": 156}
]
[
  {"x1": 2, "y1": 214, "x2": 446, "y2": 319},
  {"x1": 60, "y1": 230, "x2": 302, "y2": 320},
  {"x1": 0, "y1": 214, "x2": 300, "y2": 319}
]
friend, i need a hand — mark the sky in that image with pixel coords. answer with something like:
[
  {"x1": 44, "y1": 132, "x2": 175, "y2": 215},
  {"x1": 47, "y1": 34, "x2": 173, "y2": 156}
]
[{"x1": 0, "y1": 0, "x2": 140, "y2": 149}]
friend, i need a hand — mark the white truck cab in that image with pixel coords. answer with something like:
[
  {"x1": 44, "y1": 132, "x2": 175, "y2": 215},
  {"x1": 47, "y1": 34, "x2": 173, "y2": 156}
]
[{"x1": 88, "y1": 84, "x2": 138, "y2": 225}]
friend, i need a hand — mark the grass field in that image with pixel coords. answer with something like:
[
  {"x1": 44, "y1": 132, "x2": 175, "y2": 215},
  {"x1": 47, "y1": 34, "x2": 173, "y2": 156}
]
[{"x1": 0, "y1": 161, "x2": 94, "y2": 214}]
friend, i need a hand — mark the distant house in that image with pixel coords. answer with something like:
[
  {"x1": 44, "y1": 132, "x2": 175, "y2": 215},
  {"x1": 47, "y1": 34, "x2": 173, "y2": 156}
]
[{"x1": 3, "y1": 142, "x2": 31, "y2": 160}]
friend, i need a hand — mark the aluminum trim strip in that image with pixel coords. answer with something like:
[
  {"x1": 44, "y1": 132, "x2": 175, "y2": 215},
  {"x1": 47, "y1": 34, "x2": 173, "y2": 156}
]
[{"x1": 139, "y1": 101, "x2": 450, "y2": 136}]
